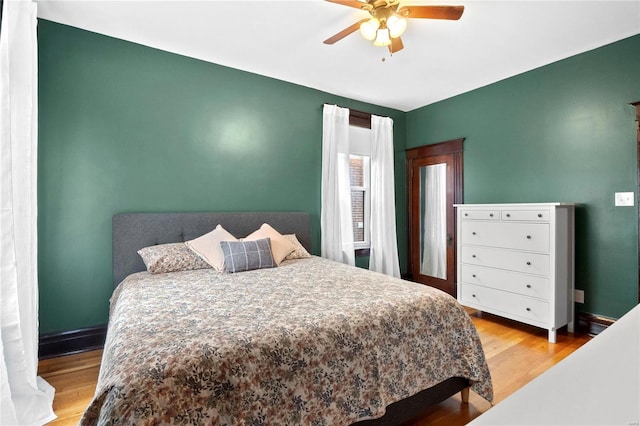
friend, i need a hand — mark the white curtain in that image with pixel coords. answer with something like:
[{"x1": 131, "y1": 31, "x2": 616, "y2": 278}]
[
  {"x1": 369, "y1": 115, "x2": 400, "y2": 278},
  {"x1": 321, "y1": 104, "x2": 355, "y2": 266},
  {"x1": 0, "y1": 1, "x2": 57, "y2": 424},
  {"x1": 420, "y1": 163, "x2": 447, "y2": 278}
]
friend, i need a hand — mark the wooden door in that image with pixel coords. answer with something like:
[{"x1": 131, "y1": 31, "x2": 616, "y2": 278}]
[{"x1": 407, "y1": 139, "x2": 463, "y2": 296}]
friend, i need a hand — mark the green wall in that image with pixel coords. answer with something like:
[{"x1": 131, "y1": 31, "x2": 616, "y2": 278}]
[
  {"x1": 38, "y1": 18, "x2": 639, "y2": 333},
  {"x1": 37, "y1": 20, "x2": 407, "y2": 334},
  {"x1": 407, "y1": 34, "x2": 640, "y2": 319}
]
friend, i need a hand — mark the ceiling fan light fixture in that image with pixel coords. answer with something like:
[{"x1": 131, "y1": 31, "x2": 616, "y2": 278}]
[
  {"x1": 324, "y1": 0, "x2": 465, "y2": 53},
  {"x1": 387, "y1": 15, "x2": 407, "y2": 38},
  {"x1": 359, "y1": 18, "x2": 380, "y2": 41},
  {"x1": 373, "y1": 27, "x2": 391, "y2": 46}
]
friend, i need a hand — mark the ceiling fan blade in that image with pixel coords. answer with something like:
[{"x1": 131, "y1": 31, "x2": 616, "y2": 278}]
[
  {"x1": 324, "y1": 19, "x2": 369, "y2": 45},
  {"x1": 389, "y1": 37, "x2": 404, "y2": 54},
  {"x1": 325, "y1": 0, "x2": 369, "y2": 10},
  {"x1": 397, "y1": 5, "x2": 464, "y2": 20}
]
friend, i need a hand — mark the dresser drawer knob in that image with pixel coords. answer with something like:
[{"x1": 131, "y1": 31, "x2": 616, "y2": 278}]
[
  {"x1": 526, "y1": 261, "x2": 531, "y2": 266},
  {"x1": 464, "y1": 213, "x2": 469, "y2": 217},
  {"x1": 506, "y1": 213, "x2": 511, "y2": 217},
  {"x1": 472, "y1": 254, "x2": 477, "y2": 258},
  {"x1": 472, "y1": 232, "x2": 476, "y2": 235},
  {"x1": 489, "y1": 213, "x2": 494, "y2": 217},
  {"x1": 538, "y1": 213, "x2": 543, "y2": 218},
  {"x1": 526, "y1": 307, "x2": 531, "y2": 312},
  {"x1": 526, "y1": 235, "x2": 532, "y2": 239},
  {"x1": 472, "y1": 294, "x2": 477, "y2": 298},
  {"x1": 472, "y1": 274, "x2": 477, "y2": 278},
  {"x1": 526, "y1": 284, "x2": 532, "y2": 288}
]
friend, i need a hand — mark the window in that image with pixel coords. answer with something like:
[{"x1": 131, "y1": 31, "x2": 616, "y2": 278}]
[
  {"x1": 349, "y1": 125, "x2": 371, "y2": 249},
  {"x1": 350, "y1": 154, "x2": 370, "y2": 248}
]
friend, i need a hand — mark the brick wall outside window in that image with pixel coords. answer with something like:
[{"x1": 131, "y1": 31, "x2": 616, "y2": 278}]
[{"x1": 350, "y1": 157, "x2": 365, "y2": 242}]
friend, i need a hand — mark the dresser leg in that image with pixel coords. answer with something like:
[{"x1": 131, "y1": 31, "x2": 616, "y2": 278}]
[{"x1": 548, "y1": 329, "x2": 557, "y2": 343}]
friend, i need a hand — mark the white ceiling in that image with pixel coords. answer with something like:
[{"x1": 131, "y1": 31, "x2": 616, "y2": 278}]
[{"x1": 36, "y1": 0, "x2": 640, "y2": 112}]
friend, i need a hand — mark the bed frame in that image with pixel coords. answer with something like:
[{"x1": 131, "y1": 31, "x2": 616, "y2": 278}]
[{"x1": 111, "y1": 211, "x2": 469, "y2": 424}]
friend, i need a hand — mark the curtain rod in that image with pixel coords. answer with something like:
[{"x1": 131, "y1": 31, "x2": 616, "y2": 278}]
[
  {"x1": 323, "y1": 104, "x2": 373, "y2": 129},
  {"x1": 322, "y1": 103, "x2": 372, "y2": 118}
]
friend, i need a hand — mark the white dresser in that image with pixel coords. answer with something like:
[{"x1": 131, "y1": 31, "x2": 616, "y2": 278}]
[{"x1": 455, "y1": 203, "x2": 575, "y2": 343}]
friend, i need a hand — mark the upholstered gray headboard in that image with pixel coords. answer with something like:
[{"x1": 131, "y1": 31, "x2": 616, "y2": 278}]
[{"x1": 112, "y1": 212, "x2": 312, "y2": 287}]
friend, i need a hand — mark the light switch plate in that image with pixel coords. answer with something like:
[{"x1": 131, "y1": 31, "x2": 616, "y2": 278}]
[{"x1": 615, "y1": 192, "x2": 634, "y2": 207}]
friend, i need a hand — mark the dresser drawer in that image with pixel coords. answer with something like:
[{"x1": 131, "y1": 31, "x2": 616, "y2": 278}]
[
  {"x1": 460, "y1": 283, "x2": 550, "y2": 326},
  {"x1": 461, "y1": 246, "x2": 550, "y2": 276},
  {"x1": 461, "y1": 222, "x2": 550, "y2": 253},
  {"x1": 459, "y1": 209, "x2": 500, "y2": 221},
  {"x1": 502, "y1": 209, "x2": 550, "y2": 222},
  {"x1": 461, "y1": 264, "x2": 550, "y2": 299}
]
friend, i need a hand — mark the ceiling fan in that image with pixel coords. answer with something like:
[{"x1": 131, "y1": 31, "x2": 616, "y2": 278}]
[{"x1": 323, "y1": 0, "x2": 464, "y2": 54}]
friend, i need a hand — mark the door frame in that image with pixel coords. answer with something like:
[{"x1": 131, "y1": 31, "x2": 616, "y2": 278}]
[
  {"x1": 633, "y1": 101, "x2": 640, "y2": 303},
  {"x1": 406, "y1": 138, "x2": 464, "y2": 295}
]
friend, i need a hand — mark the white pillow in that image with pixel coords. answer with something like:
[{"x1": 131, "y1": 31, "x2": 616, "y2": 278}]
[
  {"x1": 244, "y1": 223, "x2": 295, "y2": 265},
  {"x1": 186, "y1": 225, "x2": 238, "y2": 272}
]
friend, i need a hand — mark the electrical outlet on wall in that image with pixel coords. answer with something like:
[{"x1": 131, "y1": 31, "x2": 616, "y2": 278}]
[
  {"x1": 574, "y1": 289, "x2": 585, "y2": 304},
  {"x1": 614, "y1": 192, "x2": 634, "y2": 206}
]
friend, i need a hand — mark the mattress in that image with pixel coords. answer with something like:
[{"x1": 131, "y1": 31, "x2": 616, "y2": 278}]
[{"x1": 81, "y1": 256, "x2": 492, "y2": 425}]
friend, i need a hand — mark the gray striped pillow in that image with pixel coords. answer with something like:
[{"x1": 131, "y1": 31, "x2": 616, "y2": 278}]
[{"x1": 220, "y1": 238, "x2": 276, "y2": 273}]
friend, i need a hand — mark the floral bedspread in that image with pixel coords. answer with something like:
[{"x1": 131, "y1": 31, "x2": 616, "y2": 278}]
[{"x1": 81, "y1": 256, "x2": 492, "y2": 425}]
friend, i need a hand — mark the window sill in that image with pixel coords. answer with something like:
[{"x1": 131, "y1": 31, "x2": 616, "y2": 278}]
[{"x1": 355, "y1": 248, "x2": 370, "y2": 257}]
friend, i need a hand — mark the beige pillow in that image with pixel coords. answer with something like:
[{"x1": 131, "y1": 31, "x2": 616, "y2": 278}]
[
  {"x1": 245, "y1": 223, "x2": 295, "y2": 265},
  {"x1": 186, "y1": 225, "x2": 238, "y2": 272},
  {"x1": 283, "y1": 234, "x2": 312, "y2": 260}
]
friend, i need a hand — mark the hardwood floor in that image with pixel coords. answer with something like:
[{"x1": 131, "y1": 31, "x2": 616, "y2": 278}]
[
  {"x1": 38, "y1": 349, "x2": 102, "y2": 426},
  {"x1": 411, "y1": 310, "x2": 590, "y2": 425},
  {"x1": 38, "y1": 309, "x2": 591, "y2": 425}
]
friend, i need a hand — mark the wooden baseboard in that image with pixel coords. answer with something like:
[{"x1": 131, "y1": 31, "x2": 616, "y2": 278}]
[
  {"x1": 39, "y1": 325, "x2": 107, "y2": 360},
  {"x1": 578, "y1": 312, "x2": 615, "y2": 336}
]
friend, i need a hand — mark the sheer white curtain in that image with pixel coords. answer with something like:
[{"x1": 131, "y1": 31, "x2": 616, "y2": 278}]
[
  {"x1": 1, "y1": 1, "x2": 57, "y2": 424},
  {"x1": 369, "y1": 115, "x2": 400, "y2": 277},
  {"x1": 420, "y1": 163, "x2": 447, "y2": 278},
  {"x1": 321, "y1": 104, "x2": 355, "y2": 265}
]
